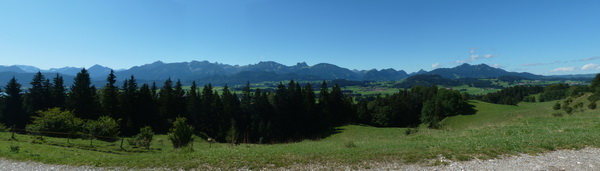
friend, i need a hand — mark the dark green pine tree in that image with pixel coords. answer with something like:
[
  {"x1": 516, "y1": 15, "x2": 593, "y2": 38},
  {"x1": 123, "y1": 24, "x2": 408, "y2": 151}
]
[
  {"x1": 172, "y1": 79, "x2": 186, "y2": 118},
  {"x1": 101, "y1": 70, "x2": 120, "y2": 119},
  {"x1": 222, "y1": 85, "x2": 241, "y2": 142},
  {"x1": 199, "y1": 84, "x2": 216, "y2": 138},
  {"x1": 211, "y1": 89, "x2": 224, "y2": 141},
  {"x1": 25, "y1": 72, "x2": 52, "y2": 115},
  {"x1": 254, "y1": 89, "x2": 273, "y2": 142},
  {"x1": 119, "y1": 75, "x2": 139, "y2": 135},
  {"x1": 2, "y1": 77, "x2": 26, "y2": 128},
  {"x1": 138, "y1": 83, "x2": 159, "y2": 133},
  {"x1": 239, "y1": 82, "x2": 253, "y2": 142},
  {"x1": 68, "y1": 68, "x2": 100, "y2": 119},
  {"x1": 329, "y1": 84, "x2": 352, "y2": 126},
  {"x1": 51, "y1": 74, "x2": 66, "y2": 109},
  {"x1": 318, "y1": 81, "x2": 333, "y2": 129},
  {"x1": 272, "y1": 82, "x2": 288, "y2": 140},
  {"x1": 158, "y1": 78, "x2": 174, "y2": 131},
  {"x1": 151, "y1": 82, "x2": 158, "y2": 100},
  {"x1": 303, "y1": 83, "x2": 318, "y2": 134},
  {"x1": 187, "y1": 81, "x2": 201, "y2": 128}
]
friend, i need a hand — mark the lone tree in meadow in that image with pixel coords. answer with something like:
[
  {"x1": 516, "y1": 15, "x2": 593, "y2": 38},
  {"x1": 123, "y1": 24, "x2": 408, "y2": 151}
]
[{"x1": 168, "y1": 117, "x2": 194, "y2": 148}]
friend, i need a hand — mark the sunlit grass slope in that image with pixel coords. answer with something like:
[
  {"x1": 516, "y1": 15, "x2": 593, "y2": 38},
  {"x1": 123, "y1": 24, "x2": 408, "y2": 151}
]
[{"x1": 1, "y1": 94, "x2": 599, "y2": 169}]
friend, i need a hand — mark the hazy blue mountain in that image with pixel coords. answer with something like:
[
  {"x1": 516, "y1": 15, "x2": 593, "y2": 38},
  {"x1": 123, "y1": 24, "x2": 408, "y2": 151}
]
[
  {"x1": 548, "y1": 73, "x2": 599, "y2": 79},
  {"x1": 363, "y1": 68, "x2": 408, "y2": 81},
  {"x1": 88, "y1": 64, "x2": 114, "y2": 79},
  {"x1": 426, "y1": 63, "x2": 543, "y2": 79},
  {"x1": 0, "y1": 61, "x2": 580, "y2": 88},
  {"x1": 0, "y1": 65, "x2": 26, "y2": 73},
  {"x1": 15, "y1": 65, "x2": 41, "y2": 73},
  {"x1": 115, "y1": 60, "x2": 235, "y2": 81},
  {"x1": 409, "y1": 69, "x2": 428, "y2": 76},
  {"x1": 113, "y1": 61, "x2": 362, "y2": 83},
  {"x1": 47, "y1": 67, "x2": 83, "y2": 76},
  {"x1": 295, "y1": 63, "x2": 359, "y2": 80}
]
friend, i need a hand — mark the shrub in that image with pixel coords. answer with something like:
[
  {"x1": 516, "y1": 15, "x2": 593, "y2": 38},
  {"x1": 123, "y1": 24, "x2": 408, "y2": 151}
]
[
  {"x1": 130, "y1": 126, "x2": 154, "y2": 150},
  {"x1": 0, "y1": 123, "x2": 7, "y2": 132},
  {"x1": 563, "y1": 106, "x2": 574, "y2": 115},
  {"x1": 404, "y1": 128, "x2": 419, "y2": 135},
  {"x1": 26, "y1": 108, "x2": 83, "y2": 137},
  {"x1": 9, "y1": 145, "x2": 19, "y2": 153},
  {"x1": 589, "y1": 101, "x2": 597, "y2": 110},
  {"x1": 552, "y1": 112, "x2": 564, "y2": 117},
  {"x1": 552, "y1": 102, "x2": 561, "y2": 110},
  {"x1": 344, "y1": 141, "x2": 357, "y2": 148},
  {"x1": 85, "y1": 116, "x2": 120, "y2": 142},
  {"x1": 168, "y1": 117, "x2": 194, "y2": 148},
  {"x1": 30, "y1": 136, "x2": 45, "y2": 144}
]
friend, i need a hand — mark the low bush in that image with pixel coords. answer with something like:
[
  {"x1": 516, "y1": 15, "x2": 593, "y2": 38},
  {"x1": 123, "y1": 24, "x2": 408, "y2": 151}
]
[
  {"x1": 9, "y1": 145, "x2": 19, "y2": 153},
  {"x1": 85, "y1": 116, "x2": 120, "y2": 142},
  {"x1": 26, "y1": 108, "x2": 83, "y2": 137},
  {"x1": 129, "y1": 126, "x2": 154, "y2": 149},
  {"x1": 168, "y1": 117, "x2": 194, "y2": 148}
]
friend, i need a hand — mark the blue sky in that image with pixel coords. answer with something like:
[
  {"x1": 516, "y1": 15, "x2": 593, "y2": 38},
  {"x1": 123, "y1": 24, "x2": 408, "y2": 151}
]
[{"x1": 1, "y1": 0, "x2": 600, "y2": 75}]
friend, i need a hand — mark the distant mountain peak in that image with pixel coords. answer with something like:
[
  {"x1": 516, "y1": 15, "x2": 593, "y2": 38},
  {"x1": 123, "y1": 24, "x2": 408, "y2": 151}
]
[{"x1": 295, "y1": 62, "x2": 309, "y2": 68}]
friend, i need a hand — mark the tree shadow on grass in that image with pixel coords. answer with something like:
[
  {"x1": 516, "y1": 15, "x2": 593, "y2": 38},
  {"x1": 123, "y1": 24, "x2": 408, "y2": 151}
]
[
  {"x1": 460, "y1": 102, "x2": 478, "y2": 115},
  {"x1": 312, "y1": 127, "x2": 345, "y2": 140}
]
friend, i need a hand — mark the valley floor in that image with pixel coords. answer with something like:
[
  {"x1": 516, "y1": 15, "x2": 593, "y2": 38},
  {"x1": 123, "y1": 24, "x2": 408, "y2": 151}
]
[{"x1": 2, "y1": 147, "x2": 599, "y2": 170}]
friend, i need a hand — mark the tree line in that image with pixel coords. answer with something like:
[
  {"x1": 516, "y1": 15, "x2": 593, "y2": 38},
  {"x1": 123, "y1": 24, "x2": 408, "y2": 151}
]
[{"x1": 0, "y1": 69, "x2": 474, "y2": 143}]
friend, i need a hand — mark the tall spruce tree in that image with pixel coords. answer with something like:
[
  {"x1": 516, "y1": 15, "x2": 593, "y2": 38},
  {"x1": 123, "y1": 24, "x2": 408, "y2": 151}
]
[
  {"x1": 318, "y1": 81, "x2": 333, "y2": 129},
  {"x1": 187, "y1": 81, "x2": 201, "y2": 128},
  {"x1": 158, "y1": 78, "x2": 175, "y2": 131},
  {"x1": 222, "y1": 85, "x2": 241, "y2": 142},
  {"x1": 199, "y1": 84, "x2": 216, "y2": 138},
  {"x1": 303, "y1": 83, "x2": 318, "y2": 134},
  {"x1": 173, "y1": 79, "x2": 186, "y2": 118},
  {"x1": 51, "y1": 74, "x2": 66, "y2": 109},
  {"x1": 25, "y1": 72, "x2": 52, "y2": 115},
  {"x1": 68, "y1": 68, "x2": 100, "y2": 119},
  {"x1": 138, "y1": 83, "x2": 159, "y2": 133},
  {"x1": 120, "y1": 76, "x2": 139, "y2": 135},
  {"x1": 2, "y1": 77, "x2": 26, "y2": 128},
  {"x1": 101, "y1": 70, "x2": 120, "y2": 118}
]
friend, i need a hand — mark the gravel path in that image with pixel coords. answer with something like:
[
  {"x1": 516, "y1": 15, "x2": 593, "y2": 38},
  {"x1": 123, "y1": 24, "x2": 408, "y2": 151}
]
[
  {"x1": 2, "y1": 148, "x2": 600, "y2": 170},
  {"x1": 378, "y1": 147, "x2": 600, "y2": 170}
]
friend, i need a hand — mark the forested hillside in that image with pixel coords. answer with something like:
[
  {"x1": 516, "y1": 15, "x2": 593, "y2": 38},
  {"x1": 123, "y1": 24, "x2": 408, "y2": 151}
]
[{"x1": 0, "y1": 69, "x2": 472, "y2": 143}]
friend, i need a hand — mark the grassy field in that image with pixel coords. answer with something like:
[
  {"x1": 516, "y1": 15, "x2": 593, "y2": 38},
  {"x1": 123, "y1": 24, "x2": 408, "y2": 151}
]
[{"x1": 1, "y1": 95, "x2": 600, "y2": 169}]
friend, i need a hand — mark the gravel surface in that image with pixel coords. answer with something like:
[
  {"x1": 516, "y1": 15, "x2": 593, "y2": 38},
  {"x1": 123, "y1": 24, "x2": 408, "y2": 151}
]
[
  {"x1": 2, "y1": 148, "x2": 600, "y2": 170},
  {"x1": 0, "y1": 159, "x2": 103, "y2": 171},
  {"x1": 279, "y1": 148, "x2": 600, "y2": 170}
]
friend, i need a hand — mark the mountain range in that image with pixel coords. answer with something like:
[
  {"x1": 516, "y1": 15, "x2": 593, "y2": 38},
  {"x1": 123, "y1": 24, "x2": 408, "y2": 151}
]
[{"x1": 0, "y1": 61, "x2": 595, "y2": 88}]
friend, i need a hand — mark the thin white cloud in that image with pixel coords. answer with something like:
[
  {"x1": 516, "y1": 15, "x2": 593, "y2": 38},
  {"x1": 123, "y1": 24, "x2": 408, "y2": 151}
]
[
  {"x1": 551, "y1": 67, "x2": 576, "y2": 72},
  {"x1": 469, "y1": 48, "x2": 478, "y2": 54},
  {"x1": 581, "y1": 63, "x2": 600, "y2": 70},
  {"x1": 484, "y1": 54, "x2": 496, "y2": 58},
  {"x1": 456, "y1": 48, "x2": 496, "y2": 64},
  {"x1": 432, "y1": 63, "x2": 441, "y2": 69},
  {"x1": 579, "y1": 56, "x2": 600, "y2": 61},
  {"x1": 521, "y1": 62, "x2": 548, "y2": 67},
  {"x1": 521, "y1": 60, "x2": 566, "y2": 67},
  {"x1": 491, "y1": 64, "x2": 502, "y2": 68}
]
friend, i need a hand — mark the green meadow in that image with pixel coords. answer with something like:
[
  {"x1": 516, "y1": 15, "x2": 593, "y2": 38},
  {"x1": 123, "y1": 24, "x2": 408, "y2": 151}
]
[{"x1": 1, "y1": 94, "x2": 599, "y2": 170}]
